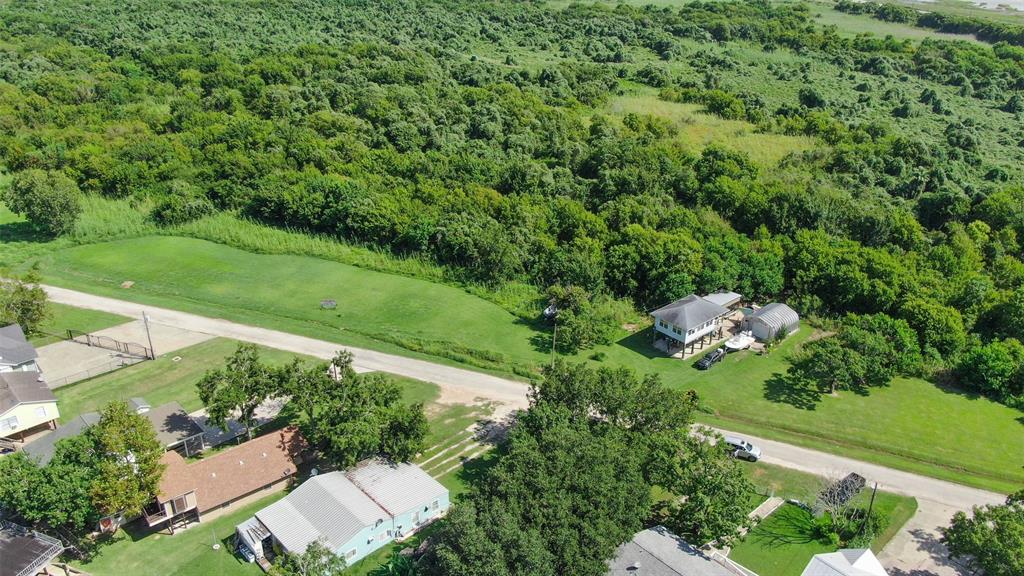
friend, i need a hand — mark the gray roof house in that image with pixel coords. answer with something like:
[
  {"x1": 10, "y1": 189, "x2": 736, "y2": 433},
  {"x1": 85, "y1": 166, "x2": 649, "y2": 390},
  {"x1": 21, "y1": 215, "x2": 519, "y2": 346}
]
[
  {"x1": 22, "y1": 397, "x2": 205, "y2": 460},
  {"x1": 23, "y1": 412, "x2": 102, "y2": 465},
  {"x1": 142, "y1": 401, "x2": 205, "y2": 455},
  {"x1": 743, "y1": 303, "x2": 800, "y2": 342},
  {"x1": 239, "y1": 460, "x2": 450, "y2": 567},
  {"x1": 0, "y1": 324, "x2": 39, "y2": 372},
  {"x1": 608, "y1": 526, "x2": 757, "y2": 576},
  {"x1": 650, "y1": 295, "x2": 730, "y2": 347}
]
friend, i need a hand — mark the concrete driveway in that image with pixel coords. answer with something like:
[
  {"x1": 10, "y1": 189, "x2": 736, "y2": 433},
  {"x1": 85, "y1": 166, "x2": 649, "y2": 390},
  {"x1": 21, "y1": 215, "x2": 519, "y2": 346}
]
[{"x1": 36, "y1": 319, "x2": 214, "y2": 388}]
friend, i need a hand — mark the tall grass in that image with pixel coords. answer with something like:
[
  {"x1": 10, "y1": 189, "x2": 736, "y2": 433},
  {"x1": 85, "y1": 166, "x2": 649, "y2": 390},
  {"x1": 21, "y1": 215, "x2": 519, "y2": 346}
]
[
  {"x1": 169, "y1": 212, "x2": 445, "y2": 282},
  {"x1": 1, "y1": 192, "x2": 547, "y2": 320}
]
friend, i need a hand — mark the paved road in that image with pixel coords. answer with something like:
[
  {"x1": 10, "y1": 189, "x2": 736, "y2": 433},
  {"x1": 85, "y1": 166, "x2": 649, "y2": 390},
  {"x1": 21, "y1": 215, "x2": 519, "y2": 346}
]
[{"x1": 43, "y1": 284, "x2": 1007, "y2": 575}]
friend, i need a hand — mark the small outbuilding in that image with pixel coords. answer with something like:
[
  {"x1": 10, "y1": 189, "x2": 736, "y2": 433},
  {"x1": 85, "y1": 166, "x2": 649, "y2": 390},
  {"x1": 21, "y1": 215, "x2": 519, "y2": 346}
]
[{"x1": 743, "y1": 303, "x2": 799, "y2": 342}]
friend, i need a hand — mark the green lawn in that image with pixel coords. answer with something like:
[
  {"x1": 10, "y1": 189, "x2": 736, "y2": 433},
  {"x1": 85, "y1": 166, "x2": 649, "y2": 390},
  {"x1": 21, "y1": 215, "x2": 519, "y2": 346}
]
[
  {"x1": 30, "y1": 302, "x2": 130, "y2": 346},
  {"x1": 731, "y1": 462, "x2": 918, "y2": 576},
  {"x1": 29, "y1": 235, "x2": 1024, "y2": 493},
  {"x1": 74, "y1": 492, "x2": 280, "y2": 576},
  {"x1": 53, "y1": 338, "x2": 308, "y2": 420}
]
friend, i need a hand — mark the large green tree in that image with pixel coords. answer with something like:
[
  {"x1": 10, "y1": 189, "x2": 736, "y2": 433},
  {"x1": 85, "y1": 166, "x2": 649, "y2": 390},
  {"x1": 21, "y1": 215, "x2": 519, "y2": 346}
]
[
  {"x1": 89, "y1": 401, "x2": 165, "y2": 518},
  {"x1": 197, "y1": 343, "x2": 278, "y2": 441},
  {"x1": 665, "y1": 431, "x2": 754, "y2": 546},
  {"x1": 941, "y1": 490, "x2": 1024, "y2": 576},
  {"x1": 314, "y1": 371, "x2": 428, "y2": 467},
  {"x1": 1, "y1": 265, "x2": 49, "y2": 335},
  {"x1": 426, "y1": 361, "x2": 755, "y2": 576},
  {"x1": 4, "y1": 169, "x2": 82, "y2": 236}
]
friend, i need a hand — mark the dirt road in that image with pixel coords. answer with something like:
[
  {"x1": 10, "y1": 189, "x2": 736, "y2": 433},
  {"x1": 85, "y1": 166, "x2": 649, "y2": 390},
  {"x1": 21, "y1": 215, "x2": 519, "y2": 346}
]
[{"x1": 43, "y1": 284, "x2": 1005, "y2": 574}]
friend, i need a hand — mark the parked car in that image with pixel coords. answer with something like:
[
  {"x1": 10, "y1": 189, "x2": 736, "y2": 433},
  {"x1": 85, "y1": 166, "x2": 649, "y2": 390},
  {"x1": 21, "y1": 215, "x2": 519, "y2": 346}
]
[
  {"x1": 696, "y1": 348, "x2": 726, "y2": 370},
  {"x1": 723, "y1": 436, "x2": 762, "y2": 462}
]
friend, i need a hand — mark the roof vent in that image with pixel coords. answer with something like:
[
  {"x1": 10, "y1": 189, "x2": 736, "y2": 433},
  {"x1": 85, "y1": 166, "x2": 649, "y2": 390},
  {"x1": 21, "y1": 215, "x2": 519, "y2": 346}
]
[
  {"x1": 239, "y1": 460, "x2": 244, "y2": 466},
  {"x1": 627, "y1": 562, "x2": 641, "y2": 572},
  {"x1": 262, "y1": 452, "x2": 267, "y2": 458},
  {"x1": 211, "y1": 472, "x2": 216, "y2": 478}
]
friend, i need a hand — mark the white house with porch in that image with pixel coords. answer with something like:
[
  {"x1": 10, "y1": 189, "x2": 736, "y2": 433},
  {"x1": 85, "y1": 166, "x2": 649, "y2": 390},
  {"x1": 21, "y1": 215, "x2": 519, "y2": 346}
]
[{"x1": 650, "y1": 294, "x2": 732, "y2": 353}]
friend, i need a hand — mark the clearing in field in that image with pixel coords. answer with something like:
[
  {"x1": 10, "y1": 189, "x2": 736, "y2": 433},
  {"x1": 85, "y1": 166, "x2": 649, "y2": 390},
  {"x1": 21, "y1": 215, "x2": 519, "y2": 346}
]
[{"x1": 602, "y1": 89, "x2": 818, "y2": 167}]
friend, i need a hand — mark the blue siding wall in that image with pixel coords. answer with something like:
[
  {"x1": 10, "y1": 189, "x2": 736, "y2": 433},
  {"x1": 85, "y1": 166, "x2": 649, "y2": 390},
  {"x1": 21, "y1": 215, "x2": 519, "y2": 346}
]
[{"x1": 334, "y1": 492, "x2": 451, "y2": 567}]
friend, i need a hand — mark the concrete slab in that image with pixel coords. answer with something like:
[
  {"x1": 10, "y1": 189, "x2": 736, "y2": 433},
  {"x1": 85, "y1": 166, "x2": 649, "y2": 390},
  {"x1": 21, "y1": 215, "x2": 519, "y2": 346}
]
[
  {"x1": 35, "y1": 320, "x2": 214, "y2": 388},
  {"x1": 91, "y1": 320, "x2": 214, "y2": 358}
]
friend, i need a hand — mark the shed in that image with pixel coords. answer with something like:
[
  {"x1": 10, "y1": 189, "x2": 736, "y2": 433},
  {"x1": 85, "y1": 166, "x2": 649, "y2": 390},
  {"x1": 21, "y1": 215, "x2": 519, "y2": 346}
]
[{"x1": 743, "y1": 303, "x2": 799, "y2": 341}]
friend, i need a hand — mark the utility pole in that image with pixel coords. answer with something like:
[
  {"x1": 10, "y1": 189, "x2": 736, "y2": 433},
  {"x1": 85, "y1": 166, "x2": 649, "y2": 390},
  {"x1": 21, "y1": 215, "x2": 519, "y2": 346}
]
[
  {"x1": 860, "y1": 482, "x2": 878, "y2": 536},
  {"x1": 143, "y1": 311, "x2": 156, "y2": 359}
]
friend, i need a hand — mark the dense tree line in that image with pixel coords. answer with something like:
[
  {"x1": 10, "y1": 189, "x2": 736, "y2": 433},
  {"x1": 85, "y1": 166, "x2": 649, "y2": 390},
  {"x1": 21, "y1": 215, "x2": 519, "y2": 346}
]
[
  {"x1": 421, "y1": 360, "x2": 752, "y2": 576},
  {"x1": 0, "y1": 0, "x2": 1023, "y2": 406}
]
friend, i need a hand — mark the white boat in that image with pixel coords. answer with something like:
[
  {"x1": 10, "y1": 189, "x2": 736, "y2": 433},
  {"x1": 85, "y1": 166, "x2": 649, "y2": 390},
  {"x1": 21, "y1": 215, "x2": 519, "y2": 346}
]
[{"x1": 724, "y1": 331, "x2": 755, "y2": 351}]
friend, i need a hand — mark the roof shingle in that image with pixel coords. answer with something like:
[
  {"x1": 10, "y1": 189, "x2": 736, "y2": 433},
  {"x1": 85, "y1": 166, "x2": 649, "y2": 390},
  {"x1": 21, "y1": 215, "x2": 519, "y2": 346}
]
[{"x1": 158, "y1": 426, "x2": 306, "y2": 512}]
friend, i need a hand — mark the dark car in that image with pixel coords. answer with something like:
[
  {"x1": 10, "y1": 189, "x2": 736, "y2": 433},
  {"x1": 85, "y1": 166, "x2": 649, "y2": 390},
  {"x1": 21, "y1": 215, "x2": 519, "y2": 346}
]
[{"x1": 696, "y1": 348, "x2": 726, "y2": 370}]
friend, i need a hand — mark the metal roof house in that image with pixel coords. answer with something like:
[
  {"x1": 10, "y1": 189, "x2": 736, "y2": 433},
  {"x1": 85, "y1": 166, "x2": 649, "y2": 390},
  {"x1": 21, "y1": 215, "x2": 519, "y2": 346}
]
[
  {"x1": 608, "y1": 526, "x2": 757, "y2": 576},
  {"x1": 0, "y1": 371, "x2": 58, "y2": 440},
  {"x1": 0, "y1": 324, "x2": 39, "y2": 373},
  {"x1": 742, "y1": 303, "x2": 800, "y2": 342},
  {"x1": 650, "y1": 294, "x2": 730, "y2": 349},
  {"x1": 0, "y1": 520, "x2": 63, "y2": 576},
  {"x1": 801, "y1": 549, "x2": 888, "y2": 576},
  {"x1": 238, "y1": 460, "x2": 449, "y2": 568}
]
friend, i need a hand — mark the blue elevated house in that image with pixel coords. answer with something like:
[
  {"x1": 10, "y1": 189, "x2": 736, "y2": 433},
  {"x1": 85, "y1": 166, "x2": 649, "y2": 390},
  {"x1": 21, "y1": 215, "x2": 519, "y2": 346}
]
[{"x1": 237, "y1": 459, "x2": 449, "y2": 569}]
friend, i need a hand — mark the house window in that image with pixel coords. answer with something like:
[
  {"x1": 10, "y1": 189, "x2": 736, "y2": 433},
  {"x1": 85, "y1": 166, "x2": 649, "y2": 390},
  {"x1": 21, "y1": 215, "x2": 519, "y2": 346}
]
[
  {"x1": 346, "y1": 549, "x2": 357, "y2": 560},
  {"x1": 431, "y1": 500, "x2": 440, "y2": 511},
  {"x1": 34, "y1": 406, "x2": 47, "y2": 418},
  {"x1": 0, "y1": 415, "x2": 18, "y2": 432},
  {"x1": 171, "y1": 495, "x2": 190, "y2": 514}
]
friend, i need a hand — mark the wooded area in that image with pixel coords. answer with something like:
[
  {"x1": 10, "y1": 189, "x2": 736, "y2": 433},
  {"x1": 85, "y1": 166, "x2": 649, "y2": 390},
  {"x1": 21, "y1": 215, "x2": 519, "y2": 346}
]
[{"x1": 1, "y1": 1, "x2": 1023, "y2": 400}]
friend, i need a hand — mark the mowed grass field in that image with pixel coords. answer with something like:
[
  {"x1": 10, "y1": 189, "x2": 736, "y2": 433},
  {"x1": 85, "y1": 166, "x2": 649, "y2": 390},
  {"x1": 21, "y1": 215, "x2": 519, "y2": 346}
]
[
  {"x1": 53, "y1": 338, "x2": 308, "y2": 419},
  {"x1": 732, "y1": 462, "x2": 917, "y2": 576},
  {"x1": 30, "y1": 302, "x2": 130, "y2": 346},
  {"x1": 29, "y1": 236, "x2": 1024, "y2": 493}
]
